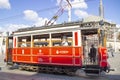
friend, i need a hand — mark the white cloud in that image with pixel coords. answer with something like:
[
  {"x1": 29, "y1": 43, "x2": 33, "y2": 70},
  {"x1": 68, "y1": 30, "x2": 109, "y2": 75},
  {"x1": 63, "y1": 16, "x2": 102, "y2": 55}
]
[
  {"x1": 56, "y1": 0, "x2": 87, "y2": 9},
  {"x1": 117, "y1": 25, "x2": 120, "y2": 32},
  {"x1": 0, "y1": 24, "x2": 29, "y2": 32},
  {"x1": 23, "y1": 10, "x2": 39, "y2": 22},
  {"x1": 35, "y1": 18, "x2": 49, "y2": 26},
  {"x1": 23, "y1": 10, "x2": 51, "y2": 26},
  {"x1": 0, "y1": 10, "x2": 54, "y2": 32},
  {"x1": 0, "y1": 0, "x2": 11, "y2": 9},
  {"x1": 56, "y1": 0, "x2": 88, "y2": 19},
  {"x1": 74, "y1": 9, "x2": 89, "y2": 18},
  {"x1": 117, "y1": 24, "x2": 120, "y2": 28},
  {"x1": 0, "y1": 26, "x2": 3, "y2": 31},
  {"x1": 71, "y1": 0, "x2": 87, "y2": 9}
]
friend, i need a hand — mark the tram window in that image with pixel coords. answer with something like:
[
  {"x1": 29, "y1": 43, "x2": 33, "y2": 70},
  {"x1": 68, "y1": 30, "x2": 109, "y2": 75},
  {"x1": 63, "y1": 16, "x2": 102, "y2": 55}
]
[
  {"x1": 18, "y1": 36, "x2": 31, "y2": 47},
  {"x1": 33, "y1": 34, "x2": 49, "y2": 47},
  {"x1": 8, "y1": 38, "x2": 13, "y2": 48},
  {"x1": 2, "y1": 39, "x2": 5, "y2": 45},
  {"x1": 51, "y1": 32, "x2": 72, "y2": 46}
]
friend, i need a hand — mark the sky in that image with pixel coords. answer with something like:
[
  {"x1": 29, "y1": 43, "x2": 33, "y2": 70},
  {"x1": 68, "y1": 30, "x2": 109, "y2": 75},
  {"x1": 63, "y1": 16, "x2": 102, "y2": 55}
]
[{"x1": 0, "y1": 0, "x2": 120, "y2": 32}]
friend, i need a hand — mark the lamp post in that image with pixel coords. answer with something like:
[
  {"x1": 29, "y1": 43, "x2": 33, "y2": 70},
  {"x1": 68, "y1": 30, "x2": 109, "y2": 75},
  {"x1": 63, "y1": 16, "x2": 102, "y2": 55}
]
[
  {"x1": 99, "y1": 20, "x2": 105, "y2": 46},
  {"x1": 113, "y1": 27, "x2": 118, "y2": 52}
]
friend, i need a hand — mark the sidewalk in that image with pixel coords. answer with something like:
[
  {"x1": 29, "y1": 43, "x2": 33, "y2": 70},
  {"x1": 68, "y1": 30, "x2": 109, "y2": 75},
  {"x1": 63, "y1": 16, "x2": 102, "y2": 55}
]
[{"x1": 107, "y1": 53, "x2": 120, "y2": 74}]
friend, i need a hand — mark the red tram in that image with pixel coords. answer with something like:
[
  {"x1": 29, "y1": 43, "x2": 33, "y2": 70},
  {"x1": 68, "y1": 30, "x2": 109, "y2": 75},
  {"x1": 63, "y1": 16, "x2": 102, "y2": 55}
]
[{"x1": 6, "y1": 22, "x2": 110, "y2": 75}]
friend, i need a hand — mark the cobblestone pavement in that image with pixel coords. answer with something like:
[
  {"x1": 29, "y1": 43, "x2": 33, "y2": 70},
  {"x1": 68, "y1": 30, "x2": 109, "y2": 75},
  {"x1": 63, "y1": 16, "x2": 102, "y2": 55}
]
[
  {"x1": 0, "y1": 69, "x2": 108, "y2": 80},
  {"x1": 106, "y1": 53, "x2": 120, "y2": 80},
  {"x1": 0, "y1": 53, "x2": 120, "y2": 80}
]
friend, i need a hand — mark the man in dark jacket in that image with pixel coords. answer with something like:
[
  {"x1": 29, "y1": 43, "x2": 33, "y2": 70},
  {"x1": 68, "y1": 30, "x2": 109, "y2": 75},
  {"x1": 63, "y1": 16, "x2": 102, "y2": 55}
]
[{"x1": 89, "y1": 44, "x2": 96, "y2": 63}]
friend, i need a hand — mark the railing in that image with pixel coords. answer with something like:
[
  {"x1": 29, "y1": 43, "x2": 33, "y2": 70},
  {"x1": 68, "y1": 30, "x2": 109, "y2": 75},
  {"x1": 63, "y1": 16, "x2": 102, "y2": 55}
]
[{"x1": 83, "y1": 57, "x2": 99, "y2": 65}]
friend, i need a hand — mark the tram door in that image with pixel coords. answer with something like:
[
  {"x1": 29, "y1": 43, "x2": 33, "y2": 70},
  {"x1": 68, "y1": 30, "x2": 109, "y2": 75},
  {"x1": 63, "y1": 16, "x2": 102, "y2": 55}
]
[
  {"x1": 82, "y1": 29, "x2": 99, "y2": 65},
  {"x1": 6, "y1": 37, "x2": 13, "y2": 64}
]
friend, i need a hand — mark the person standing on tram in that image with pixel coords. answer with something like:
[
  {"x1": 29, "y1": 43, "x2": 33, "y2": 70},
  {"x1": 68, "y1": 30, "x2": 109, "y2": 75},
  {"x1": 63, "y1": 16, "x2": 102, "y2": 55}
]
[{"x1": 89, "y1": 44, "x2": 97, "y2": 63}]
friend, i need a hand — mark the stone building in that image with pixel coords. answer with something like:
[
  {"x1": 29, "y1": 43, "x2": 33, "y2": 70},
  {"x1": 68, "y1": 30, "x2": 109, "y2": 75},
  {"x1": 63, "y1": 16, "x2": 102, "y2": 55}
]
[
  {"x1": 0, "y1": 32, "x2": 9, "y2": 60},
  {"x1": 81, "y1": 15, "x2": 119, "y2": 52},
  {"x1": 79, "y1": 0, "x2": 119, "y2": 52}
]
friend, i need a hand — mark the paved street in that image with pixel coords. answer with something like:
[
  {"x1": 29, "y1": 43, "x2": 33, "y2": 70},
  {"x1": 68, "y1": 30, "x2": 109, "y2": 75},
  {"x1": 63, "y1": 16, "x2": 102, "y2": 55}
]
[
  {"x1": 0, "y1": 53, "x2": 120, "y2": 80},
  {"x1": 106, "y1": 52, "x2": 120, "y2": 80},
  {"x1": 0, "y1": 69, "x2": 108, "y2": 80}
]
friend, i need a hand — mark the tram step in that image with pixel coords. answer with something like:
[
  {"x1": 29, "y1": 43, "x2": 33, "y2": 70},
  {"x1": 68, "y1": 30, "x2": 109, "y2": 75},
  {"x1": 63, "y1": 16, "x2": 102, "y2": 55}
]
[
  {"x1": 7, "y1": 62, "x2": 13, "y2": 65},
  {"x1": 84, "y1": 68, "x2": 100, "y2": 75}
]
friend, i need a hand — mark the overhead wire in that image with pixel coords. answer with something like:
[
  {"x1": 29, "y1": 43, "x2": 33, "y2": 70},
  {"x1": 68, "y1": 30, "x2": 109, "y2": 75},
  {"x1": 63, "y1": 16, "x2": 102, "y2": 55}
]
[
  {"x1": 0, "y1": 0, "x2": 96, "y2": 23},
  {"x1": 0, "y1": 6, "x2": 59, "y2": 23}
]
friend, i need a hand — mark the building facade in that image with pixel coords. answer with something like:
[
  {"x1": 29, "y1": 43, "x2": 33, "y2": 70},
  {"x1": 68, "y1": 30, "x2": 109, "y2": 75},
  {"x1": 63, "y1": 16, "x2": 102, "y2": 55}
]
[{"x1": 81, "y1": 15, "x2": 119, "y2": 52}]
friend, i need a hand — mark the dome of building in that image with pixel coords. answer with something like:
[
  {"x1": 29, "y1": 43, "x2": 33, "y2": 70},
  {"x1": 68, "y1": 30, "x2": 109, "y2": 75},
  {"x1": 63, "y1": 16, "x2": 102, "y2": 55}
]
[{"x1": 83, "y1": 15, "x2": 105, "y2": 23}]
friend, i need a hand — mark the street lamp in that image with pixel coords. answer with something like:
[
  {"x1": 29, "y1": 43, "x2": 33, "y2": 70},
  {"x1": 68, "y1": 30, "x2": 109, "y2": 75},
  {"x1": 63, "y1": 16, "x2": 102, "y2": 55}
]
[
  {"x1": 99, "y1": 20, "x2": 105, "y2": 46},
  {"x1": 113, "y1": 27, "x2": 118, "y2": 52}
]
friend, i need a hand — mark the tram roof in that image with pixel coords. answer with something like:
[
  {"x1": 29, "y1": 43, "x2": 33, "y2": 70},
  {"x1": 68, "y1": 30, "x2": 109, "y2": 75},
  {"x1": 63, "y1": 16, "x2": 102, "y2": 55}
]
[
  {"x1": 14, "y1": 15, "x2": 116, "y2": 33},
  {"x1": 15, "y1": 21, "x2": 82, "y2": 33}
]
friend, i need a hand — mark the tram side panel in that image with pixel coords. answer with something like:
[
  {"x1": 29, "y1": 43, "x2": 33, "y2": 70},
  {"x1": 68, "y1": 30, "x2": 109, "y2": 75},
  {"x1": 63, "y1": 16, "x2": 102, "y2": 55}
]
[
  {"x1": 12, "y1": 31, "x2": 83, "y2": 67},
  {"x1": 32, "y1": 47, "x2": 50, "y2": 64},
  {"x1": 50, "y1": 47, "x2": 82, "y2": 66},
  {"x1": 14, "y1": 48, "x2": 31, "y2": 63},
  {"x1": 98, "y1": 47, "x2": 110, "y2": 70}
]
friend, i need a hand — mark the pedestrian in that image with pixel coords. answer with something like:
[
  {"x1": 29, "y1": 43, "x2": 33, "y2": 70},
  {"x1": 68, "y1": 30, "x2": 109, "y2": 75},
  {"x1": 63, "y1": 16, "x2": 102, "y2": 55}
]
[
  {"x1": 110, "y1": 48, "x2": 114, "y2": 57},
  {"x1": 89, "y1": 44, "x2": 97, "y2": 63}
]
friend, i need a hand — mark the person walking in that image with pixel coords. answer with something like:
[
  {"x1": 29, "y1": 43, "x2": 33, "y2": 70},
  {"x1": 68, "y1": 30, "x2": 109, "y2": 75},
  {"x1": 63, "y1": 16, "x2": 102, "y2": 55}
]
[{"x1": 110, "y1": 48, "x2": 114, "y2": 57}]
